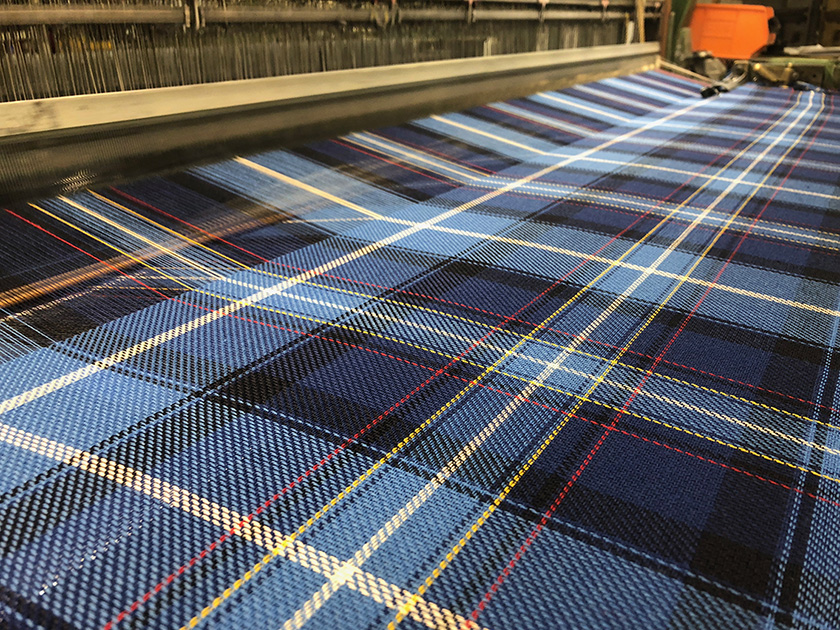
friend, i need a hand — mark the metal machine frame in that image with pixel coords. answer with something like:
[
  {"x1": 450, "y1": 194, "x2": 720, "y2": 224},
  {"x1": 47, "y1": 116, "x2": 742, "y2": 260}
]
[{"x1": 0, "y1": 42, "x2": 659, "y2": 202}]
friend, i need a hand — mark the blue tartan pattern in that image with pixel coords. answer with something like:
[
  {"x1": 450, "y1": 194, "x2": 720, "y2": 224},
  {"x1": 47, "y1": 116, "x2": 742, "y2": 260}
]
[{"x1": 1, "y1": 70, "x2": 839, "y2": 630}]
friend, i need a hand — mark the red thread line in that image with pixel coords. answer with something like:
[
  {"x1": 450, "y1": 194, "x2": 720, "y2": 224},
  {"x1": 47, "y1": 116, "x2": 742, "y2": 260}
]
[
  {"x1": 466, "y1": 90, "x2": 827, "y2": 625},
  {"x1": 104, "y1": 183, "x2": 654, "y2": 628},
  {"x1": 11, "y1": 227, "x2": 819, "y2": 524},
  {"x1": 718, "y1": 227, "x2": 840, "y2": 256},
  {"x1": 11, "y1": 201, "x2": 833, "y2": 626},
  {"x1": 9, "y1": 203, "x2": 515, "y2": 628},
  {"x1": 461, "y1": 395, "x2": 840, "y2": 627},
  {"x1": 10, "y1": 247, "x2": 823, "y2": 527},
  {"x1": 334, "y1": 138, "x2": 606, "y2": 205},
  {"x1": 329, "y1": 138, "x2": 459, "y2": 188},
  {"x1": 107, "y1": 92, "x2": 796, "y2": 625},
  {"x1": 338, "y1": 130, "x2": 819, "y2": 236},
  {"x1": 108, "y1": 188, "x2": 275, "y2": 265},
  {"x1": 367, "y1": 132, "x2": 497, "y2": 174},
  {"x1": 114, "y1": 164, "x2": 833, "y2": 340},
  {"x1": 333, "y1": 132, "x2": 603, "y2": 207},
  {"x1": 101, "y1": 296, "x2": 488, "y2": 629},
  {"x1": 480, "y1": 104, "x2": 595, "y2": 136},
  {"x1": 4, "y1": 209, "x2": 171, "y2": 302},
  {"x1": 723, "y1": 207, "x2": 840, "y2": 236},
  {"x1": 108, "y1": 187, "x2": 839, "y2": 416},
  {"x1": 332, "y1": 137, "x2": 840, "y2": 255},
  {"x1": 444, "y1": 373, "x2": 840, "y2": 509}
]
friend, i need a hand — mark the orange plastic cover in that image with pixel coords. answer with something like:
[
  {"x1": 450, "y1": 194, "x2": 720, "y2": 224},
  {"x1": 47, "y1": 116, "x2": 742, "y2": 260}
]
[{"x1": 690, "y1": 4, "x2": 775, "y2": 59}]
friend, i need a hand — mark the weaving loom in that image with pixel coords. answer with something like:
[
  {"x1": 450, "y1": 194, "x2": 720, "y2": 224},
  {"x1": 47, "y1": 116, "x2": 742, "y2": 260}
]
[{"x1": 0, "y1": 68, "x2": 839, "y2": 630}]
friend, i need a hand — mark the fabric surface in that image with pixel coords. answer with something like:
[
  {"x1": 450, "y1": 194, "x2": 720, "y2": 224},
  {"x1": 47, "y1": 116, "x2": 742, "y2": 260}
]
[{"x1": 1, "y1": 70, "x2": 839, "y2": 630}]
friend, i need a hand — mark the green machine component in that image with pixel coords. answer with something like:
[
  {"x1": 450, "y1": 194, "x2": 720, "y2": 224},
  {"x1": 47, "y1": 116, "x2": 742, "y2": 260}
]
[{"x1": 757, "y1": 56, "x2": 840, "y2": 89}]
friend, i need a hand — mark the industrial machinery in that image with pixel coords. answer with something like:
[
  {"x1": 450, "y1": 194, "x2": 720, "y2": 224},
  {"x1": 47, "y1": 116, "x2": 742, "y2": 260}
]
[
  {"x1": 0, "y1": 0, "x2": 664, "y2": 201},
  {"x1": 1, "y1": 3, "x2": 839, "y2": 630}
]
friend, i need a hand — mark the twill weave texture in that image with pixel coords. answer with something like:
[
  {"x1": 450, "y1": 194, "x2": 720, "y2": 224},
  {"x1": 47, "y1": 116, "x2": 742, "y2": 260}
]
[{"x1": 0, "y1": 71, "x2": 839, "y2": 630}]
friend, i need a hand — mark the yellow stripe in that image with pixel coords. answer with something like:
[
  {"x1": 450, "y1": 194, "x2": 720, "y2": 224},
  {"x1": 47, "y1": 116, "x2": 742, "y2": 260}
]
[
  {"x1": 179, "y1": 95, "x2": 807, "y2": 628},
  {"x1": 39, "y1": 197, "x2": 832, "y2": 437},
  {"x1": 29, "y1": 203, "x2": 200, "y2": 292},
  {"x1": 36, "y1": 196, "x2": 831, "y2": 473},
  {"x1": 186, "y1": 282, "x2": 840, "y2": 463},
  {"x1": 59, "y1": 196, "x2": 226, "y2": 283},
  {"x1": 86, "y1": 157, "x2": 840, "y2": 325},
  {"x1": 389, "y1": 91, "x2": 824, "y2": 628},
  {"x1": 233, "y1": 165, "x2": 840, "y2": 318},
  {"x1": 40, "y1": 136, "x2": 838, "y2": 462},
  {"x1": 349, "y1": 133, "x2": 840, "y2": 247},
  {"x1": 234, "y1": 158, "x2": 386, "y2": 220},
  {"x1": 177, "y1": 170, "x2": 687, "y2": 629},
  {"x1": 0, "y1": 418, "x2": 480, "y2": 630},
  {"x1": 44, "y1": 196, "x2": 830, "y2": 455},
  {"x1": 87, "y1": 190, "x2": 259, "y2": 271}
]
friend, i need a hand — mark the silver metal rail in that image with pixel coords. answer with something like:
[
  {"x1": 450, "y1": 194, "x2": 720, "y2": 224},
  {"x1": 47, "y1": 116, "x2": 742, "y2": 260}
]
[
  {"x1": 0, "y1": 42, "x2": 659, "y2": 202},
  {"x1": 0, "y1": 2, "x2": 658, "y2": 26},
  {"x1": 0, "y1": 6, "x2": 187, "y2": 25}
]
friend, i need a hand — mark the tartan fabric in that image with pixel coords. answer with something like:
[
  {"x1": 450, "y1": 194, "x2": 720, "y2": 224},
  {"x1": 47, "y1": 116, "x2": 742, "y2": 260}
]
[{"x1": 1, "y1": 70, "x2": 839, "y2": 630}]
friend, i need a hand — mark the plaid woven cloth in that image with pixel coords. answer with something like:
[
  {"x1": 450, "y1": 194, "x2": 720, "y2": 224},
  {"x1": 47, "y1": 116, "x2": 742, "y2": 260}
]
[{"x1": 1, "y1": 70, "x2": 839, "y2": 630}]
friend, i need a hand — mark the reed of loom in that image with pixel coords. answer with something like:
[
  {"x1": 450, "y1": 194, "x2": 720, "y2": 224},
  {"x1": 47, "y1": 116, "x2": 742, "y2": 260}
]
[{"x1": 0, "y1": 0, "x2": 660, "y2": 102}]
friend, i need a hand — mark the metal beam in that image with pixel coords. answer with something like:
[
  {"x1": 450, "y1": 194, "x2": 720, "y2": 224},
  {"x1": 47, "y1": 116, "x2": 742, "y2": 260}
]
[
  {"x1": 204, "y1": 6, "x2": 630, "y2": 24},
  {"x1": 472, "y1": 8, "x2": 631, "y2": 20},
  {"x1": 0, "y1": 6, "x2": 185, "y2": 26},
  {"x1": 0, "y1": 43, "x2": 659, "y2": 203},
  {"x1": 203, "y1": 7, "x2": 375, "y2": 24},
  {"x1": 0, "y1": 4, "x2": 656, "y2": 26}
]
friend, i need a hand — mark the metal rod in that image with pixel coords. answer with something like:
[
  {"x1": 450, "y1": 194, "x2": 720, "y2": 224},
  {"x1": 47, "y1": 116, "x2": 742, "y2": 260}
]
[
  {"x1": 0, "y1": 43, "x2": 659, "y2": 202},
  {"x1": 636, "y1": 0, "x2": 646, "y2": 42},
  {"x1": 203, "y1": 7, "x2": 375, "y2": 24},
  {"x1": 0, "y1": 5, "x2": 655, "y2": 27},
  {"x1": 474, "y1": 8, "x2": 632, "y2": 20},
  {"x1": 0, "y1": 7, "x2": 185, "y2": 26},
  {"x1": 658, "y1": 0, "x2": 672, "y2": 57}
]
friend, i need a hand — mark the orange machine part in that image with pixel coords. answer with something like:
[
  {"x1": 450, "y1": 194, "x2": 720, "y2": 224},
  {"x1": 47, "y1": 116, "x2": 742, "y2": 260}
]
[{"x1": 690, "y1": 4, "x2": 775, "y2": 59}]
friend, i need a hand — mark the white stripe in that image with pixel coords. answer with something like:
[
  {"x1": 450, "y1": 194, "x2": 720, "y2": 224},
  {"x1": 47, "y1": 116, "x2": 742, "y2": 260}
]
[
  {"x1": 278, "y1": 92, "x2": 816, "y2": 630},
  {"x1": 347, "y1": 131, "x2": 840, "y2": 215},
  {"x1": 534, "y1": 91, "x2": 633, "y2": 123},
  {"x1": 574, "y1": 83, "x2": 658, "y2": 111},
  {"x1": 0, "y1": 97, "x2": 709, "y2": 417},
  {"x1": 0, "y1": 417, "x2": 482, "y2": 630},
  {"x1": 631, "y1": 73, "x2": 699, "y2": 97}
]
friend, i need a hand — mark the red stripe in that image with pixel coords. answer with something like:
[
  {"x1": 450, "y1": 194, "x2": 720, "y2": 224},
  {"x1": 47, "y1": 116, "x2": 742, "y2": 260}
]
[
  {"x1": 107, "y1": 188, "x2": 838, "y2": 417},
  {"x1": 106, "y1": 89, "x2": 798, "y2": 627},
  {"x1": 17, "y1": 204, "x2": 828, "y2": 511},
  {"x1": 102, "y1": 169, "x2": 659, "y2": 628},
  {"x1": 10, "y1": 205, "x2": 836, "y2": 630},
  {"x1": 108, "y1": 188, "x2": 275, "y2": 265},
  {"x1": 330, "y1": 138, "x2": 459, "y2": 188},
  {"x1": 4, "y1": 209, "x2": 170, "y2": 302},
  {"x1": 466, "y1": 91, "x2": 827, "y2": 625}
]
